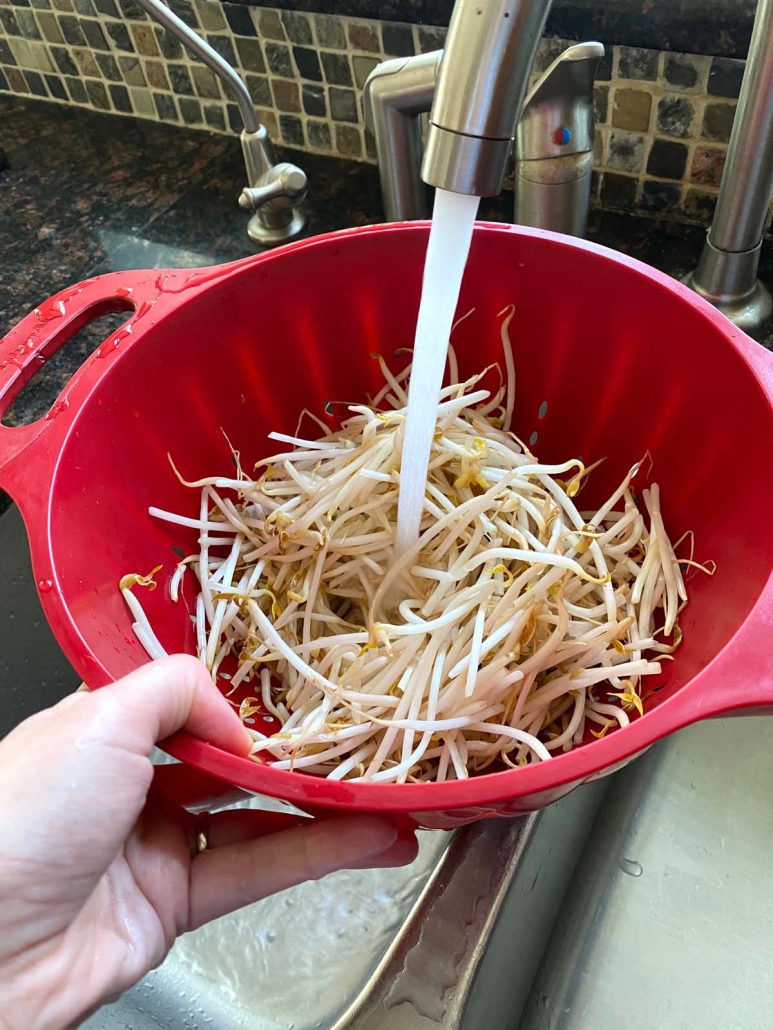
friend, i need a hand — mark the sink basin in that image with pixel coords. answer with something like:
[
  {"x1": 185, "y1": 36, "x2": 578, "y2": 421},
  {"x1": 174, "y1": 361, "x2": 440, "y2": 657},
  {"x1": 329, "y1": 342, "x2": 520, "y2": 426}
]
[{"x1": 520, "y1": 715, "x2": 773, "y2": 1029}]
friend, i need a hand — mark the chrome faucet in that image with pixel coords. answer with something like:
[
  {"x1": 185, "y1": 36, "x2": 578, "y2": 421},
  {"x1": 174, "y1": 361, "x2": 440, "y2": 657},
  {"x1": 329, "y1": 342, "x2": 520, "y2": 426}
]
[
  {"x1": 421, "y1": 0, "x2": 552, "y2": 198},
  {"x1": 684, "y1": 0, "x2": 773, "y2": 332},
  {"x1": 133, "y1": 0, "x2": 306, "y2": 246},
  {"x1": 365, "y1": 0, "x2": 603, "y2": 237}
]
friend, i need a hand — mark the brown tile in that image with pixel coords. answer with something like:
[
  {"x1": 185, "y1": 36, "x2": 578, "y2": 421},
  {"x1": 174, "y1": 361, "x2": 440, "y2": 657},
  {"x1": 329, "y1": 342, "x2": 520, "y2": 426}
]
[
  {"x1": 335, "y1": 123, "x2": 361, "y2": 157},
  {"x1": 130, "y1": 22, "x2": 157, "y2": 56},
  {"x1": 144, "y1": 58, "x2": 169, "y2": 90},
  {"x1": 5, "y1": 66, "x2": 29, "y2": 92},
  {"x1": 702, "y1": 101, "x2": 735, "y2": 143},
  {"x1": 195, "y1": 0, "x2": 225, "y2": 31},
  {"x1": 191, "y1": 63, "x2": 219, "y2": 99},
  {"x1": 36, "y1": 10, "x2": 63, "y2": 43},
  {"x1": 256, "y1": 105, "x2": 278, "y2": 137},
  {"x1": 348, "y1": 21, "x2": 379, "y2": 54},
  {"x1": 611, "y1": 88, "x2": 652, "y2": 132},
  {"x1": 72, "y1": 46, "x2": 99, "y2": 76},
  {"x1": 352, "y1": 54, "x2": 379, "y2": 90},
  {"x1": 690, "y1": 145, "x2": 727, "y2": 187},
  {"x1": 258, "y1": 8, "x2": 284, "y2": 40},
  {"x1": 271, "y1": 77, "x2": 300, "y2": 112}
]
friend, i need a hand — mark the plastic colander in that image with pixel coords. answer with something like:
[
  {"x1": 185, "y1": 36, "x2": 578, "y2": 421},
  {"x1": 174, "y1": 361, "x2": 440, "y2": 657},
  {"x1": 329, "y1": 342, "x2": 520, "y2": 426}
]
[{"x1": 1, "y1": 222, "x2": 772, "y2": 829}]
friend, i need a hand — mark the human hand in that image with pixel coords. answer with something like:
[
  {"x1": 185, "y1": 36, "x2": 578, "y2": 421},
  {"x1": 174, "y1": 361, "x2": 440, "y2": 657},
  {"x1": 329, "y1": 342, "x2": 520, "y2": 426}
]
[{"x1": 0, "y1": 656, "x2": 415, "y2": 1030}]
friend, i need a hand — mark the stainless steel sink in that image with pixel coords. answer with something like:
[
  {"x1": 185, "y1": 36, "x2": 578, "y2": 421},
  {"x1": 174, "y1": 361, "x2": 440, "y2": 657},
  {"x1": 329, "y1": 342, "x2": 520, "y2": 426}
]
[{"x1": 519, "y1": 714, "x2": 773, "y2": 1030}]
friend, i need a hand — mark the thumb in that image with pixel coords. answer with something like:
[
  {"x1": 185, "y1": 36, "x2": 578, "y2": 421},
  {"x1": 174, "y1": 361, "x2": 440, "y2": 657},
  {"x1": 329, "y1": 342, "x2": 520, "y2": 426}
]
[{"x1": 83, "y1": 654, "x2": 252, "y2": 759}]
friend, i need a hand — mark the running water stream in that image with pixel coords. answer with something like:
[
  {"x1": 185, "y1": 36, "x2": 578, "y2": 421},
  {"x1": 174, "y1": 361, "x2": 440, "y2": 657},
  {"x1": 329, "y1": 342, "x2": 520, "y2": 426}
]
[{"x1": 394, "y1": 188, "x2": 480, "y2": 557}]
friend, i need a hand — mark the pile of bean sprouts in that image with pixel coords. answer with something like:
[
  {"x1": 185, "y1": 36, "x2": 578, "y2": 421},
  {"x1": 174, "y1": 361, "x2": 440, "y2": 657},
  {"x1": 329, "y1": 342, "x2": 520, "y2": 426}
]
[{"x1": 121, "y1": 314, "x2": 695, "y2": 783}]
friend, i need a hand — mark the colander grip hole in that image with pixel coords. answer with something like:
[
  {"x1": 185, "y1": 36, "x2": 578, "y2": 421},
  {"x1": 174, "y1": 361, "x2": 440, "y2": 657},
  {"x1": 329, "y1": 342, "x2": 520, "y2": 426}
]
[
  {"x1": 538, "y1": 400, "x2": 548, "y2": 419},
  {"x1": 1, "y1": 308, "x2": 133, "y2": 428},
  {"x1": 529, "y1": 431, "x2": 539, "y2": 446}
]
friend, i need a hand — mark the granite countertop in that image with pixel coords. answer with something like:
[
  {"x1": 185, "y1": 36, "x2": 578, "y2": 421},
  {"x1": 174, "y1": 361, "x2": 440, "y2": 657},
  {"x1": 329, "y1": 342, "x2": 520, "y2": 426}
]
[{"x1": 1, "y1": 92, "x2": 772, "y2": 512}]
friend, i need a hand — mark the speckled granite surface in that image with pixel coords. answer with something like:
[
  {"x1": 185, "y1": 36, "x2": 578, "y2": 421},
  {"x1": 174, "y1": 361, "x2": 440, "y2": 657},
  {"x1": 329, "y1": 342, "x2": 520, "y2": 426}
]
[{"x1": 1, "y1": 92, "x2": 772, "y2": 513}]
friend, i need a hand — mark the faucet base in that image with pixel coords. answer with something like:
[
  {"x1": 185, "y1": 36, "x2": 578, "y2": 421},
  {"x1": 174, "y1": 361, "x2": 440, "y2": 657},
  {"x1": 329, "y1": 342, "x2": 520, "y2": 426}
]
[
  {"x1": 683, "y1": 238, "x2": 772, "y2": 334},
  {"x1": 248, "y1": 208, "x2": 306, "y2": 247}
]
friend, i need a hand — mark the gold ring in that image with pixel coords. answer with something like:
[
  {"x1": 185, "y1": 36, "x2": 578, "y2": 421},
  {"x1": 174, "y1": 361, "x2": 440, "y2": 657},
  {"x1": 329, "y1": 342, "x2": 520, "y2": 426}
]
[{"x1": 194, "y1": 814, "x2": 210, "y2": 854}]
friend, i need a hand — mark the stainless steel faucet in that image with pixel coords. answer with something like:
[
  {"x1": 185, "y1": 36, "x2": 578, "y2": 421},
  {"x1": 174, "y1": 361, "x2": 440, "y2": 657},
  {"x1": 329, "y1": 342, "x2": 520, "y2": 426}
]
[
  {"x1": 684, "y1": 0, "x2": 773, "y2": 332},
  {"x1": 421, "y1": 0, "x2": 552, "y2": 198},
  {"x1": 365, "y1": 0, "x2": 603, "y2": 237},
  {"x1": 134, "y1": 0, "x2": 306, "y2": 246}
]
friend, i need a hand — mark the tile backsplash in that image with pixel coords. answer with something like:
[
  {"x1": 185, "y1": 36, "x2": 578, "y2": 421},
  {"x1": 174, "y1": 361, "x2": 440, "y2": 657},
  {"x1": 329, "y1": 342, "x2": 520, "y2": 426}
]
[{"x1": 0, "y1": 0, "x2": 745, "y2": 226}]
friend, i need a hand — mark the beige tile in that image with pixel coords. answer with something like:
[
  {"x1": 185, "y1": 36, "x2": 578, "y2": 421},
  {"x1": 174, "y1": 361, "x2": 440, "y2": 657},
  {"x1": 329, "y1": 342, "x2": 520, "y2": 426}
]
[
  {"x1": 29, "y1": 41, "x2": 55, "y2": 73},
  {"x1": 129, "y1": 86, "x2": 156, "y2": 118},
  {"x1": 8, "y1": 37, "x2": 35, "y2": 70}
]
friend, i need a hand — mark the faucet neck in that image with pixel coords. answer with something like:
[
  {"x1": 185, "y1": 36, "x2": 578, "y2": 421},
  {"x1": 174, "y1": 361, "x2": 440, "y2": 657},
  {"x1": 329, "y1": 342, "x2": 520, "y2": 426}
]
[{"x1": 422, "y1": 0, "x2": 553, "y2": 196}]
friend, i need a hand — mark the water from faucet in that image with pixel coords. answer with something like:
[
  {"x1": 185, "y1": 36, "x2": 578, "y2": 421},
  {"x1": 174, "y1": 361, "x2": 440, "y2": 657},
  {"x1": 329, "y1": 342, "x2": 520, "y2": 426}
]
[{"x1": 394, "y1": 188, "x2": 480, "y2": 557}]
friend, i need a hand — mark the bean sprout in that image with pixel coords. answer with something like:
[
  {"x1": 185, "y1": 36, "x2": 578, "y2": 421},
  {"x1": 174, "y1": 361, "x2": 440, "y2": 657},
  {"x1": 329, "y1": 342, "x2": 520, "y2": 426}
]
[{"x1": 121, "y1": 312, "x2": 695, "y2": 783}]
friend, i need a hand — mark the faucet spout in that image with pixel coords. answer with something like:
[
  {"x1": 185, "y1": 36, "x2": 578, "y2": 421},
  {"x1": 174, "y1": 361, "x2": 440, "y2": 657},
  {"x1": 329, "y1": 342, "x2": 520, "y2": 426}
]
[{"x1": 422, "y1": 0, "x2": 553, "y2": 197}]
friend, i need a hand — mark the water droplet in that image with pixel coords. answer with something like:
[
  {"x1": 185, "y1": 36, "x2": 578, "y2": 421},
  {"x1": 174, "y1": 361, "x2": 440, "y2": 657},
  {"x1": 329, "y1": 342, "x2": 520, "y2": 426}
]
[
  {"x1": 115, "y1": 286, "x2": 134, "y2": 298},
  {"x1": 133, "y1": 410, "x2": 140, "y2": 418},
  {"x1": 38, "y1": 579, "x2": 53, "y2": 593},
  {"x1": 620, "y1": 857, "x2": 643, "y2": 877}
]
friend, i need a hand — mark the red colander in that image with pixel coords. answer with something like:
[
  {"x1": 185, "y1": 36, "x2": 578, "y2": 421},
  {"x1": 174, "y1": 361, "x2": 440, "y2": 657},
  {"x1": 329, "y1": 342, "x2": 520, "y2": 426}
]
[{"x1": 1, "y1": 222, "x2": 773, "y2": 830}]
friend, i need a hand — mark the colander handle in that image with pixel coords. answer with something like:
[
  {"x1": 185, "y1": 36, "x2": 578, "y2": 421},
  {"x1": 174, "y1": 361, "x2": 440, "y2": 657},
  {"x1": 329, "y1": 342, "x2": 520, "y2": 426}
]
[{"x1": 0, "y1": 269, "x2": 174, "y2": 499}]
